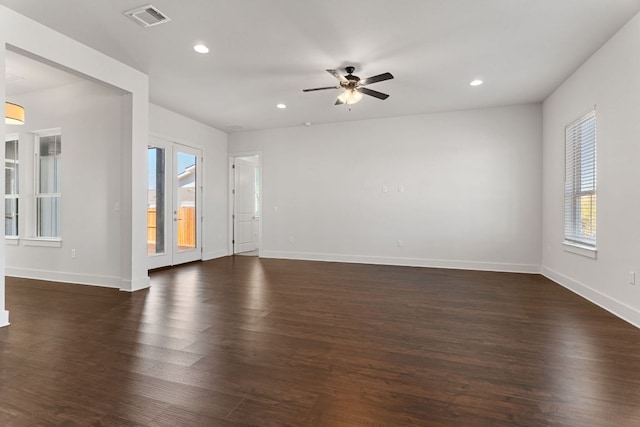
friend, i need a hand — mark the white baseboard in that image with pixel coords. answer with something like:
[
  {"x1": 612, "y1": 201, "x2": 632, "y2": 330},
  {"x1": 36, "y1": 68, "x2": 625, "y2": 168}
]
[
  {"x1": 6, "y1": 267, "x2": 122, "y2": 289},
  {"x1": 120, "y1": 276, "x2": 151, "y2": 292},
  {"x1": 259, "y1": 250, "x2": 540, "y2": 274},
  {"x1": 542, "y1": 266, "x2": 640, "y2": 329},
  {"x1": 203, "y1": 249, "x2": 229, "y2": 261},
  {"x1": 0, "y1": 310, "x2": 9, "y2": 328}
]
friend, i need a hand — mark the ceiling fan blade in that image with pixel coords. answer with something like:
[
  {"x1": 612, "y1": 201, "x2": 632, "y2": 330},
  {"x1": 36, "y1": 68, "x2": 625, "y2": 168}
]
[
  {"x1": 335, "y1": 98, "x2": 345, "y2": 105},
  {"x1": 360, "y1": 72, "x2": 394, "y2": 86},
  {"x1": 359, "y1": 87, "x2": 390, "y2": 100},
  {"x1": 303, "y1": 86, "x2": 341, "y2": 92},
  {"x1": 326, "y1": 69, "x2": 348, "y2": 82}
]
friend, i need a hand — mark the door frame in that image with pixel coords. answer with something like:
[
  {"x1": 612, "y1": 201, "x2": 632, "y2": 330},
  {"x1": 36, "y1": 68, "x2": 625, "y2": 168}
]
[
  {"x1": 148, "y1": 135, "x2": 204, "y2": 269},
  {"x1": 228, "y1": 152, "x2": 262, "y2": 256}
]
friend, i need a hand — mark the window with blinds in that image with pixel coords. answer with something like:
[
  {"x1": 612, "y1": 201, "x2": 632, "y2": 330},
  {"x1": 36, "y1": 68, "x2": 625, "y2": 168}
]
[{"x1": 564, "y1": 110, "x2": 597, "y2": 248}]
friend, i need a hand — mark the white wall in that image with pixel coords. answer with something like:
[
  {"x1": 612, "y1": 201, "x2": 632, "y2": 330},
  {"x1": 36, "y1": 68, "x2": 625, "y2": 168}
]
[
  {"x1": 149, "y1": 104, "x2": 228, "y2": 261},
  {"x1": 542, "y1": 12, "x2": 640, "y2": 326},
  {"x1": 230, "y1": 104, "x2": 542, "y2": 272},
  {"x1": 6, "y1": 81, "x2": 126, "y2": 287},
  {"x1": 0, "y1": 4, "x2": 149, "y2": 304},
  {"x1": 0, "y1": 43, "x2": 7, "y2": 325},
  {"x1": 2, "y1": 95, "x2": 229, "y2": 288}
]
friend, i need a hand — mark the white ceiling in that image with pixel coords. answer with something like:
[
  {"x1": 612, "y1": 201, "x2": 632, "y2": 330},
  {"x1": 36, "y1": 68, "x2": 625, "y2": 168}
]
[
  {"x1": 3, "y1": 0, "x2": 640, "y2": 132},
  {"x1": 5, "y1": 50, "x2": 86, "y2": 96}
]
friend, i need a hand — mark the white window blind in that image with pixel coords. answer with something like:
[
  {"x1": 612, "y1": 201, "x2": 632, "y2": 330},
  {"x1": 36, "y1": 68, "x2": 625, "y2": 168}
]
[{"x1": 564, "y1": 110, "x2": 597, "y2": 247}]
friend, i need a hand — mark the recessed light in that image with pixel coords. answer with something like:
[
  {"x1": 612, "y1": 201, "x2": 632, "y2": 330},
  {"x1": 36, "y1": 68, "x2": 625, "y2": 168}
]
[
  {"x1": 304, "y1": 122, "x2": 312, "y2": 126},
  {"x1": 470, "y1": 79, "x2": 483, "y2": 86},
  {"x1": 277, "y1": 104, "x2": 287, "y2": 109},
  {"x1": 193, "y1": 44, "x2": 209, "y2": 54}
]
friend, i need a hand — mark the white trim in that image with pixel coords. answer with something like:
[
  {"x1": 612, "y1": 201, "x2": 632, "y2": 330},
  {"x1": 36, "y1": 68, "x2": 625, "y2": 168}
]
[
  {"x1": 228, "y1": 157, "x2": 234, "y2": 255},
  {"x1": 6, "y1": 267, "x2": 121, "y2": 288},
  {"x1": 29, "y1": 127, "x2": 62, "y2": 137},
  {"x1": 34, "y1": 129, "x2": 62, "y2": 239},
  {"x1": 146, "y1": 137, "x2": 172, "y2": 269},
  {"x1": 5, "y1": 134, "x2": 19, "y2": 239},
  {"x1": 22, "y1": 237, "x2": 62, "y2": 247},
  {"x1": 147, "y1": 138, "x2": 206, "y2": 269},
  {"x1": 1, "y1": 4, "x2": 151, "y2": 318},
  {"x1": 119, "y1": 276, "x2": 151, "y2": 292},
  {"x1": 542, "y1": 266, "x2": 640, "y2": 330},
  {"x1": 260, "y1": 250, "x2": 541, "y2": 274},
  {"x1": 0, "y1": 310, "x2": 9, "y2": 328},
  {"x1": 171, "y1": 144, "x2": 203, "y2": 265},
  {"x1": 563, "y1": 241, "x2": 597, "y2": 259},
  {"x1": 564, "y1": 109, "x2": 597, "y2": 247},
  {"x1": 228, "y1": 151, "x2": 263, "y2": 256},
  {"x1": 203, "y1": 249, "x2": 229, "y2": 261}
]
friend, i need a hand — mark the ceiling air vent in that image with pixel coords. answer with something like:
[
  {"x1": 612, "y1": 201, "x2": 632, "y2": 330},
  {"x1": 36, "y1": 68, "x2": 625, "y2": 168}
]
[{"x1": 124, "y1": 5, "x2": 171, "y2": 28}]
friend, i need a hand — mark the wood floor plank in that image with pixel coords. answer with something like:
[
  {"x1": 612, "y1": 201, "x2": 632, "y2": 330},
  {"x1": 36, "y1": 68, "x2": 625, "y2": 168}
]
[{"x1": 2, "y1": 256, "x2": 640, "y2": 425}]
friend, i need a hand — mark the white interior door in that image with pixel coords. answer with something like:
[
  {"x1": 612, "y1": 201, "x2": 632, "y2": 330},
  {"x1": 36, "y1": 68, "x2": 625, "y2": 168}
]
[
  {"x1": 233, "y1": 156, "x2": 259, "y2": 254},
  {"x1": 148, "y1": 138, "x2": 202, "y2": 269}
]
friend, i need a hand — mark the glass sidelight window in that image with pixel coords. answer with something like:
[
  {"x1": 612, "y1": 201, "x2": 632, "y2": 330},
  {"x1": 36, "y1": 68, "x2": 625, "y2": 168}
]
[{"x1": 148, "y1": 146, "x2": 166, "y2": 255}]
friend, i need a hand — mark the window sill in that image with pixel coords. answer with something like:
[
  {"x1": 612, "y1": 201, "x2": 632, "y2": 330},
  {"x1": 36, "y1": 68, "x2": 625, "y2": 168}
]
[
  {"x1": 23, "y1": 238, "x2": 62, "y2": 248},
  {"x1": 5, "y1": 237, "x2": 19, "y2": 246},
  {"x1": 563, "y1": 241, "x2": 597, "y2": 259}
]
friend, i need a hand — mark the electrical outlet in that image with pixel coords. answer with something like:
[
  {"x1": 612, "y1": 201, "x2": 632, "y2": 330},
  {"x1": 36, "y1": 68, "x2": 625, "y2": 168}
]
[
  {"x1": 397, "y1": 240, "x2": 403, "y2": 247},
  {"x1": 630, "y1": 272, "x2": 636, "y2": 285},
  {"x1": 71, "y1": 249, "x2": 76, "y2": 259}
]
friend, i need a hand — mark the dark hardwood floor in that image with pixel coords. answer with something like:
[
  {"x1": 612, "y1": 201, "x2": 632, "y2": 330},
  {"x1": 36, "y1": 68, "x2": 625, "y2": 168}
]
[{"x1": 2, "y1": 257, "x2": 640, "y2": 426}]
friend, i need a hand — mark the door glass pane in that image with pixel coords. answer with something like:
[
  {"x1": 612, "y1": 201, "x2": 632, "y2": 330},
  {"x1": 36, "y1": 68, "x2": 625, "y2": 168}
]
[
  {"x1": 148, "y1": 146, "x2": 165, "y2": 255},
  {"x1": 177, "y1": 152, "x2": 196, "y2": 251}
]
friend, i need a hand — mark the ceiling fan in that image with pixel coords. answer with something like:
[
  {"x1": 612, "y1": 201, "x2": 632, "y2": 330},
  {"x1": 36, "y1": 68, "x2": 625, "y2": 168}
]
[{"x1": 303, "y1": 66, "x2": 394, "y2": 105}]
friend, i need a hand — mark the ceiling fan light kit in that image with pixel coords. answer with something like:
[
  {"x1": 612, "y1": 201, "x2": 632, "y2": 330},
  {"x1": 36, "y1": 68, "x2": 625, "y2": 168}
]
[
  {"x1": 337, "y1": 88, "x2": 363, "y2": 105},
  {"x1": 303, "y1": 66, "x2": 393, "y2": 107}
]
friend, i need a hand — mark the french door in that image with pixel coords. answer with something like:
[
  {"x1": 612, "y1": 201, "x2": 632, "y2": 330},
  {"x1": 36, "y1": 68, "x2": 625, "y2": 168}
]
[{"x1": 148, "y1": 137, "x2": 202, "y2": 269}]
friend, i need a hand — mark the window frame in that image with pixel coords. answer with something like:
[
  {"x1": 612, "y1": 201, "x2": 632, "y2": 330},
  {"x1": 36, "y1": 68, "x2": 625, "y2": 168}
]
[
  {"x1": 5, "y1": 134, "x2": 19, "y2": 240},
  {"x1": 563, "y1": 110, "x2": 597, "y2": 256},
  {"x1": 34, "y1": 128, "x2": 62, "y2": 240}
]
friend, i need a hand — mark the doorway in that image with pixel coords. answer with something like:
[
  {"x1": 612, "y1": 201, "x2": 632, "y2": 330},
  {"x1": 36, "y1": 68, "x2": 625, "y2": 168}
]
[
  {"x1": 231, "y1": 155, "x2": 261, "y2": 256},
  {"x1": 148, "y1": 136, "x2": 203, "y2": 268}
]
